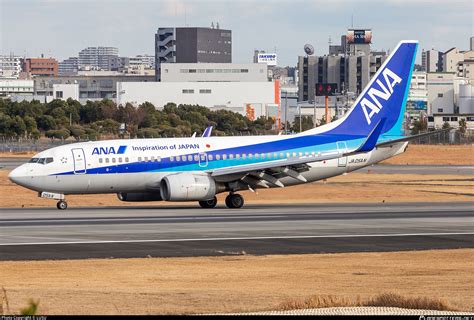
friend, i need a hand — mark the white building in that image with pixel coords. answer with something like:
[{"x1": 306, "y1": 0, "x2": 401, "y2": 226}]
[
  {"x1": 78, "y1": 46, "x2": 119, "y2": 71},
  {"x1": 129, "y1": 55, "x2": 155, "y2": 69},
  {"x1": 443, "y1": 48, "x2": 464, "y2": 73},
  {"x1": 459, "y1": 83, "x2": 473, "y2": 114},
  {"x1": 53, "y1": 83, "x2": 79, "y2": 101},
  {"x1": 406, "y1": 71, "x2": 428, "y2": 120},
  {"x1": 422, "y1": 49, "x2": 443, "y2": 72},
  {"x1": 427, "y1": 72, "x2": 455, "y2": 115},
  {"x1": 116, "y1": 81, "x2": 277, "y2": 118},
  {"x1": 0, "y1": 79, "x2": 34, "y2": 97},
  {"x1": 160, "y1": 63, "x2": 268, "y2": 82},
  {"x1": 0, "y1": 55, "x2": 22, "y2": 79}
]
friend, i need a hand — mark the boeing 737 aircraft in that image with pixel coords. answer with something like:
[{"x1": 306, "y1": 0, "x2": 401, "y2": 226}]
[{"x1": 9, "y1": 40, "x2": 437, "y2": 210}]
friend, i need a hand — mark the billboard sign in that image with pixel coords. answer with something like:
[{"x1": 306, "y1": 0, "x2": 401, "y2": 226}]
[
  {"x1": 257, "y1": 53, "x2": 277, "y2": 66},
  {"x1": 315, "y1": 83, "x2": 338, "y2": 96},
  {"x1": 347, "y1": 29, "x2": 372, "y2": 44}
]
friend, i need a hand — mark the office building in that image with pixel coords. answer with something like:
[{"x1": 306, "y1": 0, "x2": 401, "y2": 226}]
[
  {"x1": 422, "y1": 49, "x2": 443, "y2": 72},
  {"x1": 155, "y1": 27, "x2": 232, "y2": 80},
  {"x1": 427, "y1": 72, "x2": 455, "y2": 115},
  {"x1": 160, "y1": 63, "x2": 267, "y2": 82},
  {"x1": 116, "y1": 81, "x2": 278, "y2": 119},
  {"x1": 33, "y1": 74, "x2": 154, "y2": 103},
  {"x1": 0, "y1": 55, "x2": 22, "y2": 79},
  {"x1": 297, "y1": 53, "x2": 386, "y2": 101},
  {"x1": 0, "y1": 79, "x2": 34, "y2": 97},
  {"x1": 22, "y1": 57, "x2": 58, "y2": 77}
]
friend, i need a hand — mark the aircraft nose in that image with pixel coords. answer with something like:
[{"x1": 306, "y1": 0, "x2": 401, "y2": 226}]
[{"x1": 8, "y1": 165, "x2": 27, "y2": 185}]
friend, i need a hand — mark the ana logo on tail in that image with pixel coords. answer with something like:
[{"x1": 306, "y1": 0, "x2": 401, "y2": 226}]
[{"x1": 360, "y1": 68, "x2": 402, "y2": 125}]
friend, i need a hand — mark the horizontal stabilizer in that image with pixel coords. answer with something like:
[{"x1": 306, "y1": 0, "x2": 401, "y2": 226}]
[{"x1": 376, "y1": 128, "x2": 452, "y2": 147}]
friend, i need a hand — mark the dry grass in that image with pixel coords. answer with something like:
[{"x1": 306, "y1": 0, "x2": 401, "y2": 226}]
[
  {"x1": 381, "y1": 144, "x2": 474, "y2": 165},
  {"x1": 0, "y1": 249, "x2": 472, "y2": 314},
  {"x1": 278, "y1": 292, "x2": 455, "y2": 311}
]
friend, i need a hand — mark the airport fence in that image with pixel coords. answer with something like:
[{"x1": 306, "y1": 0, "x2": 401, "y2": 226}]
[{"x1": 0, "y1": 130, "x2": 473, "y2": 154}]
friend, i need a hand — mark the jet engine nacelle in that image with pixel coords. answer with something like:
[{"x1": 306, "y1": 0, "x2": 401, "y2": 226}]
[
  {"x1": 117, "y1": 192, "x2": 163, "y2": 202},
  {"x1": 160, "y1": 173, "x2": 217, "y2": 201}
]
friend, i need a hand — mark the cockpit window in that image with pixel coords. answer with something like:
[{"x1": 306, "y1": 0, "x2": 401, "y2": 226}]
[{"x1": 29, "y1": 157, "x2": 54, "y2": 165}]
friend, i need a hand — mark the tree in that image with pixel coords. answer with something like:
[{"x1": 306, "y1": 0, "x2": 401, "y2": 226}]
[
  {"x1": 442, "y1": 122, "x2": 451, "y2": 129},
  {"x1": 411, "y1": 119, "x2": 427, "y2": 135},
  {"x1": 459, "y1": 118, "x2": 467, "y2": 134}
]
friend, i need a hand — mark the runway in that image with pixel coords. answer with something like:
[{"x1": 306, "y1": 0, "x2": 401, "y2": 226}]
[{"x1": 0, "y1": 202, "x2": 473, "y2": 260}]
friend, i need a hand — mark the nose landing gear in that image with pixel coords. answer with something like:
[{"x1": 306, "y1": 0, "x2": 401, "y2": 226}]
[{"x1": 56, "y1": 200, "x2": 68, "y2": 210}]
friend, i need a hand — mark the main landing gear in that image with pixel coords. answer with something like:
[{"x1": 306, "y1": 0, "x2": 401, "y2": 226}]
[
  {"x1": 56, "y1": 200, "x2": 68, "y2": 210},
  {"x1": 225, "y1": 193, "x2": 244, "y2": 209},
  {"x1": 198, "y1": 193, "x2": 245, "y2": 209}
]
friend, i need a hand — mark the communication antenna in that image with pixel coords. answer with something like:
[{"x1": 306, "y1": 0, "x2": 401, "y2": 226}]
[{"x1": 304, "y1": 44, "x2": 315, "y2": 56}]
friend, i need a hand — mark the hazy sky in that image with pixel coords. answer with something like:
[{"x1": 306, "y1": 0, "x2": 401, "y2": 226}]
[{"x1": 1, "y1": 0, "x2": 472, "y2": 66}]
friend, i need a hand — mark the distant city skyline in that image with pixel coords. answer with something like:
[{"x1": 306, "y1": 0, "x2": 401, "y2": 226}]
[{"x1": 1, "y1": 0, "x2": 472, "y2": 66}]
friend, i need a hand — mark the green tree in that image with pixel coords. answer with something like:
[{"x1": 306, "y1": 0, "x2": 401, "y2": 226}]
[
  {"x1": 458, "y1": 118, "x2": 467, "y2": 134},
  {"x1": 442, "y1": 122, "x2": 451, "y2": 129}
]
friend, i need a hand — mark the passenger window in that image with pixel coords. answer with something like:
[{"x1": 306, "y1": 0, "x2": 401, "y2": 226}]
[
  {"x1": 209, "y1": 155, "x2": 214, "y2": 160},
  {"x1": 125, "y1": 157, "x2": 129, "y2": 162},
  {"x1": 157, "y1": 156, "x2": 161, "y2": 162},
  {"x1": 138, "y1": 157, "x2": 142, "y2": 162},
  {"x1": 267, "y1": 153, "x2": 272, "y2": 159},
  {"x1": 194, "y1": 155, "x2": 199, "y2": 161},
  {"x1": 118, "y1": 158, "x2": 123, "y2": 163},
  {"x1": 176, "y1": 156, "x2": 180, "y2": 162},
  {"x1": 170, "y1": 156, "x2": 174, "y2": 161},
  {"x1": 305, "y1": 152, "x2": 309, "y2": 156},
  {"x1": 255, "y1": 154, "x2": 259, "y2": 159},
  {"x1": 249, "y1": 154, "x2": 253, "y2": 159},
  {"x1": 216, "y1": 154, "x2": 221, "y2": 160},
  {"x1": 144, "y1": 157, "x2": 148, "y2": 162},
  {"x1": 112, "y1": 158, "x2": 116, "y2": 163},
  {"x1": 311, "y1": 152, "x2": 315, "y2": 157},
  {"x1": 105, "y1": 158, "x2": 110, "y2": 163},
  {"x1": 222, "y1": 154, "x2": 227, "y2": 160},
  {"x1": 188, "y1": 155, "x2": 192, "y2": 161},
  {"x1": 299, "y1": 152, "x2": 303, "y2": 157},
  {"x1": 274, "y1": 153, "x2": 278, "y2": 158},
  {"x1": 236, "y1": 154, "x2": 240, "y2": 159},
  {"x1": 261, "y1": 153, "x2": 265, "y2": 159},
  {"x1": 151, "y1": 156, "x2": 155, "y2": 161},
  {"x1": 285, "y1": 153, "x2": 289, "y2": 158},
  {"x1": 293, "y1": 152, "x2": 297, "y2": 157},
  {"x1": 242, "y1": 154, "x2": 247, "y2": 160},
  {"x1": 182, "y1": 155, "x2": 187, "y2": 161},
  {"x1": 99, "y1": 158, "x2": 103, "y2": 163},
  {"x1": 229, "y1": 154, "x2": 234, "y2": 159}
]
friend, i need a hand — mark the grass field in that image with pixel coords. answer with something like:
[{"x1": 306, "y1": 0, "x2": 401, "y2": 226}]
[{"x1": 1, "y1": 249, "x2": 472, "y2": 315}]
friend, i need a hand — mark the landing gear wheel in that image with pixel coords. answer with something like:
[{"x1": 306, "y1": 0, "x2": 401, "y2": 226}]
[
  {"x1": 56, "y1": 200, "x2": 68, "y2": 210},
  {"x1": 199, "y1": 196, "x2": 218, "y2": 208},
  {"x1": 225, "y1": 194, "x2": 244, "y2": 209}
]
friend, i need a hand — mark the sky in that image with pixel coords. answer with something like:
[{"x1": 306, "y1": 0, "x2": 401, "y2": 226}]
[{"x1": 0, "y1": 0, "x2": 472, "y2": 66}]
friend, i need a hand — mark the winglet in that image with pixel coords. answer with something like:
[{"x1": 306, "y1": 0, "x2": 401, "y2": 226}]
[
  {"x1": 202, "y1": 126, "x2": 213, "y2": 137},
  {"x1": 354, "y1": 118, "x2": 386, "y2": 153}
]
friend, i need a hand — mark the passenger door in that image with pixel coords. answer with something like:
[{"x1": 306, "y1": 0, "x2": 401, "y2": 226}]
[
  {"x1": 71, "y1": 148, "x2": 87, "y2": 174},
  {"x1": 336, "y1": 141, "x2": 348, "y2": 167}
]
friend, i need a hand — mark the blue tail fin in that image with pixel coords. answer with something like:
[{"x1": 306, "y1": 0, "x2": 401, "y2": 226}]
[{"x1": 310, "y1": 40, "x2": 418, "y2": 138}]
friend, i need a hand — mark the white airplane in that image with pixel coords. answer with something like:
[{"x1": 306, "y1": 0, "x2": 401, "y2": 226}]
[{"x1": 9, "y1": 40, "x2": 438, "y2": 210}]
